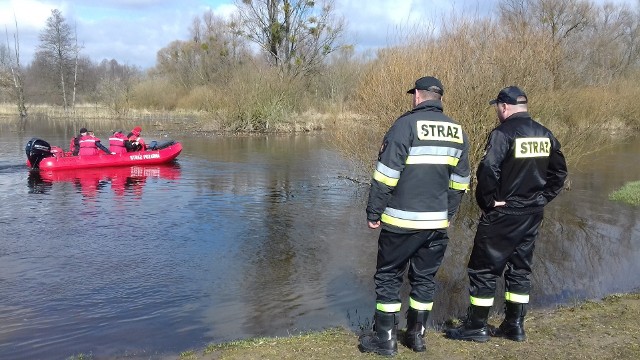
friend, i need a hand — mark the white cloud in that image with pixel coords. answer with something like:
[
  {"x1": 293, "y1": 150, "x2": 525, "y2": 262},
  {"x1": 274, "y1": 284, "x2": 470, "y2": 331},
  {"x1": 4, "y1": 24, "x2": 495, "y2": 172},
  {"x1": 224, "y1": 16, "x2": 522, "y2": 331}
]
[
  {"x1": 334, "y1": 0, "x2": 498, "y2": 50},
  {"x1": 1, "y1": 0, "x2": 638, "y2": 69},
  {"x1": 0, "y1": 0, "x2": 56, "y2": 30}
]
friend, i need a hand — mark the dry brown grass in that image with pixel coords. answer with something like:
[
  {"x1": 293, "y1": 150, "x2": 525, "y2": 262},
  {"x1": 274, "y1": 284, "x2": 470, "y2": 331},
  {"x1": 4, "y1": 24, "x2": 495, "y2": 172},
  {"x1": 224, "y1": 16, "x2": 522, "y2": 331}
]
[
  {"x1": 174, "y1": 293, "x2": 640, "y2": 360},
  {"x1": 331, "y1": 14, "x2": 640, "y2": 181}
]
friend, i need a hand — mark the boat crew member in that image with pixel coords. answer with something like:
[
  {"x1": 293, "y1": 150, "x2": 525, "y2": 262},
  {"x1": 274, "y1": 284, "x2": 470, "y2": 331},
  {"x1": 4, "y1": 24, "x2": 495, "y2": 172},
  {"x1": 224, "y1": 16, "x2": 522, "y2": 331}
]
[
  {"x1": 70, "y1": 128, "x2": 88, "y2": 156},
  {"x1": 127, "y1": 126, "x2": 146, "y2": 151},
  {"x1": 360, "y1": 76, "x2": 470, "y2": 356},
  {"x1": 109, "y1": 130, "x2": 128, "y2": 154},
  {"x1": 446, "y1": 86, "x2": 568, "y2": 343},
  {"x1": 78, "y1": 130, "x2": 112, "y2": 156}
]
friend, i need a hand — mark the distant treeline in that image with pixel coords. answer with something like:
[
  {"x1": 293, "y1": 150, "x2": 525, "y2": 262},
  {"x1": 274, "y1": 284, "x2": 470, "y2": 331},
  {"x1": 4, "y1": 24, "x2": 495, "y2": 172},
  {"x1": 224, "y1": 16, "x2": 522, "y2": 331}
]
[{"x1": 2, "y1": 0, "x2": 640, "y2": 172}]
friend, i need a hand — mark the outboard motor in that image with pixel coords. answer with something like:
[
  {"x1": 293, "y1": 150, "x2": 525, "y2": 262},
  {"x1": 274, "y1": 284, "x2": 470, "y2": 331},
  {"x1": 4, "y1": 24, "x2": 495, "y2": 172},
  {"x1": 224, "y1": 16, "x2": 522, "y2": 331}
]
[
  {"x1": 148, "y1": 140, "x2": 176, "y2": 150},
  {"x1": 25, "y1": 138, "x2": 52, "y2": 169}
]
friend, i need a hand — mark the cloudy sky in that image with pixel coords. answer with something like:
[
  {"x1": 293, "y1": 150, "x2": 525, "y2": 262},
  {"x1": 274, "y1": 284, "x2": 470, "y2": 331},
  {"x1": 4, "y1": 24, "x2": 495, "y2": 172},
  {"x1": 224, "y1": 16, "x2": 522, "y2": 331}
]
[{"x1": 0, "y1": 0, "x2": 636, "y2": 69}]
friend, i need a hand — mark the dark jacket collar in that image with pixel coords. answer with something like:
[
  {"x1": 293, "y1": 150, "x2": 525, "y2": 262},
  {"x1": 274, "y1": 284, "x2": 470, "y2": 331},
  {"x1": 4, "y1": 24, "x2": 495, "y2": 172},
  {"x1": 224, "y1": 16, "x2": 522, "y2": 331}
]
[
  {"x1": 505, "y1": 111, "x2": 531, "y2": 121},
  {"x1": 413, "y1": 100, "x2": 443, "y2": 113}
]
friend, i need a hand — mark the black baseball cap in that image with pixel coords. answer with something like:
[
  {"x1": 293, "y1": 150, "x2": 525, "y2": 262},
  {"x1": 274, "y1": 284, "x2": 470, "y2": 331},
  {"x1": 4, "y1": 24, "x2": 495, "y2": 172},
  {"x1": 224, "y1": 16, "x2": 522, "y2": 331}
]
[
  {"x1": 489, "y1": 86, "x2": 528, "y2": 105},
  {"x1": 79, "y1": 127, "x2": 88, "y2": 133},
  {"x1": 407, "y1": 76, "x2": 444, "y2": 95}
]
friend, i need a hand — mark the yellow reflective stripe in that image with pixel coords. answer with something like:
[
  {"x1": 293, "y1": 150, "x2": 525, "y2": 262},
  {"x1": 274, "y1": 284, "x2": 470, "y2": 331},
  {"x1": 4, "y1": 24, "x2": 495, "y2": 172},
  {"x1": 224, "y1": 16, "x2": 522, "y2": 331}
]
[
  {"x1": 406, "y1": 155, "x2": 459, "y2": 166},
  {"x1": 410, "y1": 297, "x2": 433, "y2": 311},
  {"x1": 373, "y1": 170, "x2": 399, "y2": 187},
  {"x1": 384, "y1": 208, "x2": 448, "y2": 220},
  {"x1": 505, "y1": 292, "x2": 530, "y2": 304},
  {"x1": 377, "y1": 303, "x2": 402, "y2": 312},
  {"x1": 381, "y1": 214, "x2": 448, "y2": 229},
  {"x1": 470, "y1": 296, "x2": 494, "y2": 307},
  {"x1": 449, "y1": 180, "x2": 469, "y2": 190}
]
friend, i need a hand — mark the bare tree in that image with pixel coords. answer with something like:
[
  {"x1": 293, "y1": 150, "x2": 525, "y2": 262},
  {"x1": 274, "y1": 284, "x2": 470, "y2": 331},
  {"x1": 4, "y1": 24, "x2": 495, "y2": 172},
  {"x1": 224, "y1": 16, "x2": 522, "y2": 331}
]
[
  {"x1": 155, "y1": 11, "x2": 249, "y2": 90},
  {"x1": 2, "y1": 14, "x2": 27, "y2": 117},
  {"x1": 71, "y1": 24, "x2": 82, "y2": 110},
  {"x1": 235, "y1": 0, "x2": 345, "y2": 78},
  {"x1": 37, "y1": 9, "x2": 79, "y2": 110},
  {"x1": 568, "y1": 2, "x2": 640, "y2": 84},
  {"x1": 499, "y1": 0, "x2": 594, "y2": 90},
  {"x1": 96, "y1": 59, "x2": 140, "y2": 117}
]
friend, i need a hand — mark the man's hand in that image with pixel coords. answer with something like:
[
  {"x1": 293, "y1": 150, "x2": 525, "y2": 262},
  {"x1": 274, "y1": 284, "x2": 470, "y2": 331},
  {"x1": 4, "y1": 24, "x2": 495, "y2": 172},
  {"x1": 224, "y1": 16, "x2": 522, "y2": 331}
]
[{"x1": 368, "y1": 220, "x2": 381, "y2": 229}]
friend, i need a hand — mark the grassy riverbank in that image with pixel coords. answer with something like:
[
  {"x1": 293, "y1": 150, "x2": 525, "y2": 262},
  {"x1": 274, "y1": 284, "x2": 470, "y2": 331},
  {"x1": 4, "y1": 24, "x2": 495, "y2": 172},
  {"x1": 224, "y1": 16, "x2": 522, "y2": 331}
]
[
  {"x1": 169, "y1": 293, "x2": 640, "y2": 360},
  {"x1": 610, "y1": 181, "x2": 640, "y2": 206}
]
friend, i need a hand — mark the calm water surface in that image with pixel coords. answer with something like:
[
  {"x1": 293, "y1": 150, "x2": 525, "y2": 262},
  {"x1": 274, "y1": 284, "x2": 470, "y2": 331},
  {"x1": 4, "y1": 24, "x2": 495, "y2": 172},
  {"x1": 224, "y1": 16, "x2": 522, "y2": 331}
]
[{"x1": 0, "y1": 118, "x2": 638, "y2": 359}]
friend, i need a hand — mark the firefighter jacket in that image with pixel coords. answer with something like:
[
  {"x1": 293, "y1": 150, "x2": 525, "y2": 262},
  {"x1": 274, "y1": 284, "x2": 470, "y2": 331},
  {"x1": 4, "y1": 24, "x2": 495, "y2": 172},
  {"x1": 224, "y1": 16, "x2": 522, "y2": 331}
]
[
  {"x1": 79, "y1": 135, "x2": 111, "y2": 156},
  {"x1": 475, "y1": 111, "x2": 568, "y2": 214},
  {"x1": 109, "y1": 132, "x2": 128, "y2": 154},
  {"x1": 366, "y1": 100, "x2": 470, "y2": 233}
]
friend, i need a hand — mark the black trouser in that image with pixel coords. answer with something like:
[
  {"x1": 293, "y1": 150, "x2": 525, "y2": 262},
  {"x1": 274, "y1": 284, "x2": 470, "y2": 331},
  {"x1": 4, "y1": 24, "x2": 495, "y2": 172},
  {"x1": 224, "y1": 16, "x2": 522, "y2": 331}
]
[
  {"x1": 375, "y1": 229, "x2": 448, "y2": 306},
  {"x1": 467, "y1": 210, "x2": 543, "y2": 303}
]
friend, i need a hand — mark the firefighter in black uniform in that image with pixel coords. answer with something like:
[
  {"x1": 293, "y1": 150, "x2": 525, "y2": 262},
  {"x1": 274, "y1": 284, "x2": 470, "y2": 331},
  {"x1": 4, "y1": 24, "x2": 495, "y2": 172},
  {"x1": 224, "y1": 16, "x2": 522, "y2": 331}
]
[
  {"x1": 359, "y1": 76, "x2": 470, "y2": 356},
  {"x1": 446, "y1": 86, "x2": 568, "y2": 343}
]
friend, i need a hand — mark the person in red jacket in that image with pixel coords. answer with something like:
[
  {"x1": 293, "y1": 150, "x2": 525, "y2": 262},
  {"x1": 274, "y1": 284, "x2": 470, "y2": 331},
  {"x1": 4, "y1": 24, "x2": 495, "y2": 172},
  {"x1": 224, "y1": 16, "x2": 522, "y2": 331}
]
[
  {"x1": 78, "y1": 130, "x2": 112, "y2": 156},
  {"x1": 109, "y1": 130, "x2": 128, "y2": 154},
  {"x1": 70, "y1": 128, "x2": 88, "y2": 155},
  {"x1": 127, "y1": 126, "x2": 146, "y2": 151}
]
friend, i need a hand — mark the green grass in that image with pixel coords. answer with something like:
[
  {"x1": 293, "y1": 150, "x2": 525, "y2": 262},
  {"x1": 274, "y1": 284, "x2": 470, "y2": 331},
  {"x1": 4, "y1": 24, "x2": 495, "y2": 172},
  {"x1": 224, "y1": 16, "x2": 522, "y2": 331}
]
[{"x1": 609, "y1": 181, "x2": 640, "y2": 206}]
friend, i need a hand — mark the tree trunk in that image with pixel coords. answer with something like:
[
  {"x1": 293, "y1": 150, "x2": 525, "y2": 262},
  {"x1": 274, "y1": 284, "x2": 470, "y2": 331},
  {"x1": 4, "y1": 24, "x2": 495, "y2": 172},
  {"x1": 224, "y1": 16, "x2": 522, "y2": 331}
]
[{"x1": 6, "y1": 16, "x2": 28, "y2": 118}]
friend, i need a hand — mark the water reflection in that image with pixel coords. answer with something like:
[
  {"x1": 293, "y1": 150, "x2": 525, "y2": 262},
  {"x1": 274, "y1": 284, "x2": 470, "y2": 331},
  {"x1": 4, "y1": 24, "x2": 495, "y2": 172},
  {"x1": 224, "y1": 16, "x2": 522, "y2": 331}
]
[
  {"x1": 27, "y1": 164, "x2": 182, "y2": 198},
  {"x1": 1, "y1": 122, "x2": 640, "y2": 359}
]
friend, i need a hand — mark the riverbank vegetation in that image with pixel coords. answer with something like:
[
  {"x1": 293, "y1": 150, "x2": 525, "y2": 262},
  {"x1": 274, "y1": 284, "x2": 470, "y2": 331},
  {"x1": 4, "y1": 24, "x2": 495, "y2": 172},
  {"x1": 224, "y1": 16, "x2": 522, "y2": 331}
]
[
  {"x1": 3, "y1": 0, "x2": 640, "y2": 174},
  {"x1": 609, "y1": 180, "x2": 640, "y2": 206}
]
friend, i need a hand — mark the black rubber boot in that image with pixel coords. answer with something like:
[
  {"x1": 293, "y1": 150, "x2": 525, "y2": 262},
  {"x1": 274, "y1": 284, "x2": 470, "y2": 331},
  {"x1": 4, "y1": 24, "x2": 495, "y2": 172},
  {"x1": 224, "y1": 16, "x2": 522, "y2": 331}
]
[
  {"x1": 492, "y1": 302, "x2": 526, "y2": 341},
  {"x1": 445, "y1": 305, "x2": 491, "y2": 342},
  {"x1": 404, "y1": 308, "x2": 429, "y2": 352},
  {"x1": 359, "y1": 310, "x2": 398, "y2": 356}
]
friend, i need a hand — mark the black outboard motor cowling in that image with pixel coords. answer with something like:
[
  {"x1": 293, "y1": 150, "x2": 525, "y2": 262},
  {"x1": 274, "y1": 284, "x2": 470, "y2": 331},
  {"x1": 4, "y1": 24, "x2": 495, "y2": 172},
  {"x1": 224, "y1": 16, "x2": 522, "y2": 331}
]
[
  {"x1": 148, "y1": 140, "x2": 176, "y2": 150},
  {"x1": 25, "y1": 138, "x2": 52, "y2": 169}
]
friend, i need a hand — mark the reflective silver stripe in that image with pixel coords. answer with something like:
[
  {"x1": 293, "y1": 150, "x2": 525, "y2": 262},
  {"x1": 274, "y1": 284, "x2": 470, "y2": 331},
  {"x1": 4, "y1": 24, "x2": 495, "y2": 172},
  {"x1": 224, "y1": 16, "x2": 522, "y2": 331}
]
[
  {"x1": 376, "y1": 162, "x2": 401, "y2": 179},
  {"x1": 450, "y1": 173, "x2": 470, "y2": 184},
  {"x1": 450, "y1": 173, "x2": 470, "y2": 190},
  {"x1": 372, "y1": 162, "x2": 402, "y2": 187},
  {"x1": 109, "y1": 137, "x2": 125, "y2": 142},
  {"x1": 383, "y1": 208, "x2": 447, "y2": 221},
  {"x1": 470, "y1": 296, "x2": 494, "y2": 307},
  {"x1": 505, "y1": 292, "x2": 530, "y2": 304},
  {"x1": 410, "y1": 297, "x2": 433, "y2": 311},
  {"x1": 79, "y1": 139, "x2": 96, "y2": 144},
  {"x1": 373, "y1": 170, "x2": 399, "y2": 187},
  {"x1": 409, "y1": 146, "x2": 462, "y2": 158},
  {"x1": 382, "y1": 208, "x2": 449, "y2": 229},
  {"x1": 406, "y1": 146, "x2": 462, "y2": 166}
]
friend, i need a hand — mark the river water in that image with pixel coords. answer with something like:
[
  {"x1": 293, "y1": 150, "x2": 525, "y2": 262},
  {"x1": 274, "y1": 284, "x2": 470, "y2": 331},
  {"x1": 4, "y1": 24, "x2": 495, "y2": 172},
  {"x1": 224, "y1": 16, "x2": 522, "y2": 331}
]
[{"x1": 0, "y1": 118, "x2": 638, "y2": 359}]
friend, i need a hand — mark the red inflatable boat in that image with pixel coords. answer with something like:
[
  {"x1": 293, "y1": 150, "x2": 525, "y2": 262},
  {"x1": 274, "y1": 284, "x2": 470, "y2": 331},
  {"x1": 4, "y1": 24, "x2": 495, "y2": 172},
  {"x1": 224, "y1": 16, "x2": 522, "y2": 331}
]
[{"x1": 25, "y1": 138, "x2": 182, "y2": 170}]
